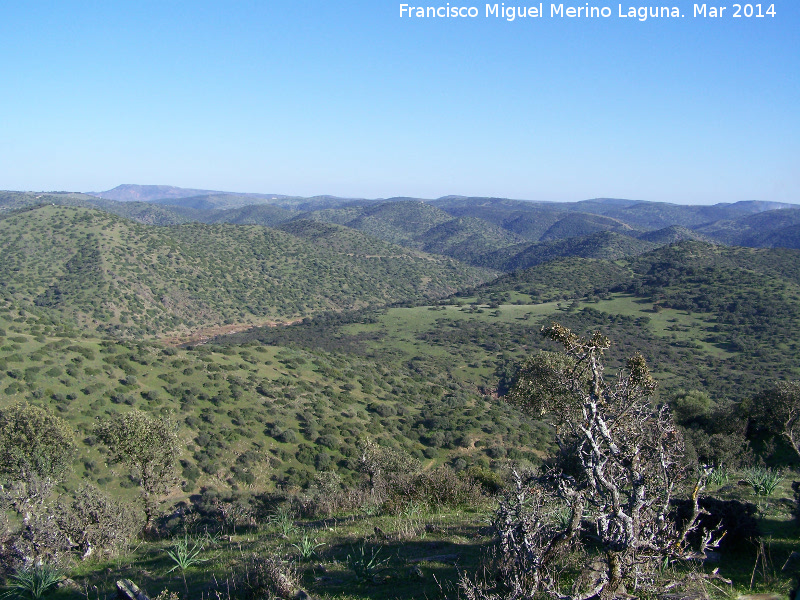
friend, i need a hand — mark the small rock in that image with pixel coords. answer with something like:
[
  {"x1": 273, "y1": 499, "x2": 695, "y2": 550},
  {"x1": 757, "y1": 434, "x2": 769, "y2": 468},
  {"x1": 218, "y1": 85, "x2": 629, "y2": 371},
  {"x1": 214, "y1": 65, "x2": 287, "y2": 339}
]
[
  {"x1": 116, "y1": 579, "x2": 150, "y2": 600},
  {"x1": 57, "y1": 578, "x2": 81, "y2": 591},
  {"x1": 660, "y1": 585, "x2": 709, "y2": 600}
]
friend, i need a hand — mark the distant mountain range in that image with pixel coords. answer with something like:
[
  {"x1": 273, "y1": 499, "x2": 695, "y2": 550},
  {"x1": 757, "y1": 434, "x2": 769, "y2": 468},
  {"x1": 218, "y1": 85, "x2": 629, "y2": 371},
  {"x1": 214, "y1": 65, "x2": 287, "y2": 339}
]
[
  {"x1": 87, "y1": 184, "x2": 367, "y2": 211},
  {"x1": 2, "y1": 186, "x2": 798, "y2": 275}
]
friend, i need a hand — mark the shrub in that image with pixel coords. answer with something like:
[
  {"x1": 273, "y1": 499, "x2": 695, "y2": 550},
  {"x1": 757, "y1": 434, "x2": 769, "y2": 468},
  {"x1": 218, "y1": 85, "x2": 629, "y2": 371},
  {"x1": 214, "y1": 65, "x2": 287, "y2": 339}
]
[
  {"x1": 95, "y1": 410, "x2": 179, "y2": 530},
  {"x1": 237, "y1": 554, "x2": 299, "y2": 600},
  {"x1": 315, "y1": 434, "x2": 338, "y2": 449},
  {"x1": 3, "y1": 563, "x2": 63, "y2": 600},
  {"x1": 56, "y1": 484, "x2": 140, "y2": 559},
  {"x1": 277, "y1": 429, "x2": 297, "y2": 444},
  {"x1": 466, "y1": 465, "x2": 505, "y2": 495},
  {"x1": 743, "y1": 466, "x2": 783, "y2": 496},
  {"x1": 0, "y1": 402, "x2": 76, "y2": 508},
  {"x1": 383, "y1": 466, "x2": 484, "y2": 513},
  {"x1": 673, "y1": 497, "x2": 758, "y2": 551}
]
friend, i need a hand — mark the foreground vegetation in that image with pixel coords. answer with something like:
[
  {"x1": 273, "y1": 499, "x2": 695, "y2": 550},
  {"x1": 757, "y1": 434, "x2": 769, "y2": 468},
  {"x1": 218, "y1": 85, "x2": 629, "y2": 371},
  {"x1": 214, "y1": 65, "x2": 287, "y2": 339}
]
[{"x1": 4, "y1": 325, "x2": 800, "y2": 600}]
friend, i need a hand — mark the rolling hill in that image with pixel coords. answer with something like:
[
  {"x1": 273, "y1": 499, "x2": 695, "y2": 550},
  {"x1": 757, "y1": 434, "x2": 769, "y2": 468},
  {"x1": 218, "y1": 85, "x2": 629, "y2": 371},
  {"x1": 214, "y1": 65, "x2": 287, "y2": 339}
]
[
  {"x1": 482, "y1": 231, "x2": 659, "y2": 271},
  {"x1": 6, "y1": 188, "x2": 800, "y2": 277},
  {"x1": 0, "y1": 205, "x2": 492, "y2": 338}
]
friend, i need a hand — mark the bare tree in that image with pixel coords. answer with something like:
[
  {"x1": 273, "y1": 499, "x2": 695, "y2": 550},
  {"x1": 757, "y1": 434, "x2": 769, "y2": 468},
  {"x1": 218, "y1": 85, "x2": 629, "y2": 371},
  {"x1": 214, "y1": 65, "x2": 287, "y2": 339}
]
[{"x1": 475, "y1": 324, "x2": 721, "y2": 600}]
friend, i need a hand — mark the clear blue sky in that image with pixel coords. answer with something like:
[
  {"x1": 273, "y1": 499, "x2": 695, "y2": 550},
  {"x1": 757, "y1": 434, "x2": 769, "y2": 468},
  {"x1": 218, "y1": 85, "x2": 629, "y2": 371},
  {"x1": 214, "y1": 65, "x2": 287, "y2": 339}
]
[{"x1": 0, "y1": 1, "x2": 797, "y2": 203}]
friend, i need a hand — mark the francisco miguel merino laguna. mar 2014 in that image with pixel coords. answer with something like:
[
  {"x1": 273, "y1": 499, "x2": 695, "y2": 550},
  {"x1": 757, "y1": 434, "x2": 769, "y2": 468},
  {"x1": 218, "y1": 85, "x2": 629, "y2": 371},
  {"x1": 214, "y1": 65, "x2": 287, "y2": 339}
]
[
  {"x1": 398, "y1": 4, "x2": 681, "y2": 19},
  {"x1": 400, "y1": 3, "x2": 777, "y2": 20},
  {"x1": 399, "y1": 4, "x2": 681, "y2": 19}
]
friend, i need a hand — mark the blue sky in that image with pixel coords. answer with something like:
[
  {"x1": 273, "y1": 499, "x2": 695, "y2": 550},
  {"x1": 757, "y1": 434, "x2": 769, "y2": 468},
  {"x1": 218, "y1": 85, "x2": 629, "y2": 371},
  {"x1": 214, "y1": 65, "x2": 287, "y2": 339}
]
[{"x1": 0, "y1": 1, "x2": 797, "y2": 203}]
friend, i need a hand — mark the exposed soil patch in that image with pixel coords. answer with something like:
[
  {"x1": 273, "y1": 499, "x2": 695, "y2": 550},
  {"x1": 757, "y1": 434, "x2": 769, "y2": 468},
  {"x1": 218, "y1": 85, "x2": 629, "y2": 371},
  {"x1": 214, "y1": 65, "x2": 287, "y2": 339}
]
[{"x1": 160, "y1": 319, "x2": 302, "y2": 347}]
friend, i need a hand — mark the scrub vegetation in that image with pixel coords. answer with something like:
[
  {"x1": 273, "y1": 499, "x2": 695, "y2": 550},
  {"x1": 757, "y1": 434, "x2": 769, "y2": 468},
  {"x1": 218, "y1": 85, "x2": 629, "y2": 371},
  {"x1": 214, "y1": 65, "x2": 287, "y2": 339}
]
[{"x1": 2, "y1": 192, "x2": 800, "y2": 599}]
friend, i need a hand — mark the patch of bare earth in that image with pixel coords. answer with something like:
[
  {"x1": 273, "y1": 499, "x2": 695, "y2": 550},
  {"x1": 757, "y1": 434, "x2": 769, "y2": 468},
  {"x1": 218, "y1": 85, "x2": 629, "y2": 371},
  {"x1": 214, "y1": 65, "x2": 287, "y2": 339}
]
[{"x1": 160, "y1": 318, "x2": 302, "y2": 347}]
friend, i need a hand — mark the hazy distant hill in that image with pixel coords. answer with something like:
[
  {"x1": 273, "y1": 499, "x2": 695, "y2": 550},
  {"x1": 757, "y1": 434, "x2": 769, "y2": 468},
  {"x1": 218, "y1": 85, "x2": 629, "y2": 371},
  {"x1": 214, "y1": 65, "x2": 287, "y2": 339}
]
[
  {"x1": 695, "y1": 208, "x2": 800, "y2": 246},
  {"x1": 7, "y1": 188, "x2": 800, "y2": 269},
  {"x1": 1, "y1": 190, "x2": 110, "y2": 209},
  {"x1": 433, "y1": 196, "x2": 797, "y2": 237},
  {"x1": 571, "y1": 198, "x2": 796, "y2": 230},
  {"x1": 150, "y1": 193, "x2": 273, "y2": 211},
  {"x1": 0, "y1": 190, "x2": 209, "y2": 225},
  {"x1": 90, "y1": 185, "x2": 377, "y2": 212},
  {"x1": 89, "y1": 184, "x2": 229, "y2": 202}
]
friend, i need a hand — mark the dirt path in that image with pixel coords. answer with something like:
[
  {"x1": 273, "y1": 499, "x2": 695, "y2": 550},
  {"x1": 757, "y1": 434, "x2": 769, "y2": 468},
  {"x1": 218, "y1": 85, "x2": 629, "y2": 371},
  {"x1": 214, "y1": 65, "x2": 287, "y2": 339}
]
[{"x1": 160, "y1": 318, "x2": 302, "y2": 347}]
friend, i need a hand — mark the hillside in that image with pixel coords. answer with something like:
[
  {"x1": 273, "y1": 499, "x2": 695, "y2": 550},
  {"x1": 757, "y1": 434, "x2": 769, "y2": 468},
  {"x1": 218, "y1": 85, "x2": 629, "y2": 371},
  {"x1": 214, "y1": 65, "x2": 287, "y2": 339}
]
[
  {"x1": 295, "y1": 200, "x2": 526, "y2": 266},
  {"x1": 299, "y1": 200, "x2": 453, "y2": 244},
  {"x1": 418, "y1": 217, "x2": 525, "y2": 263},
  {"x1": 0, "y1": 205, "x2": 491, "y2": 338},
  {"x1": 471, "y1": 256, "x2": 634, "y2": 302},
  {"x1": 433, "y1": 196, "x2": 798, "y2": 241},
  {"x1": 483, "y1": 230, "x2": 658, "y2": 271},
  {"x1": 695, "y1": 207, "x2": 800, "y2": 246},
  {"x1": 748, "y1": 224, "x2": 800, "y2": 249},
  {"x1": 538, "y1": 211, "x2": 637, "y2": 240},
  {"x1": 564, "y1": 198, "x2": 795, "y2": 229},
  {"x1": 345, "y1": 200, "x2": 453, "y2": 244},
  {"x1": 637, "y1": 225, "x2": 712, "y2": 244},
  {"x1": 204, "y1": 203, "x2": 298, "y2": 227},
  {"x1": 460, "y1": 240, "x2": 800, "y2": 399},
  {"x1": 3, "y1": 221, "x2": 800, "y2": 600},
  {"x1": 4, "y1": 239, "x2": 800, "y2": 505}
]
